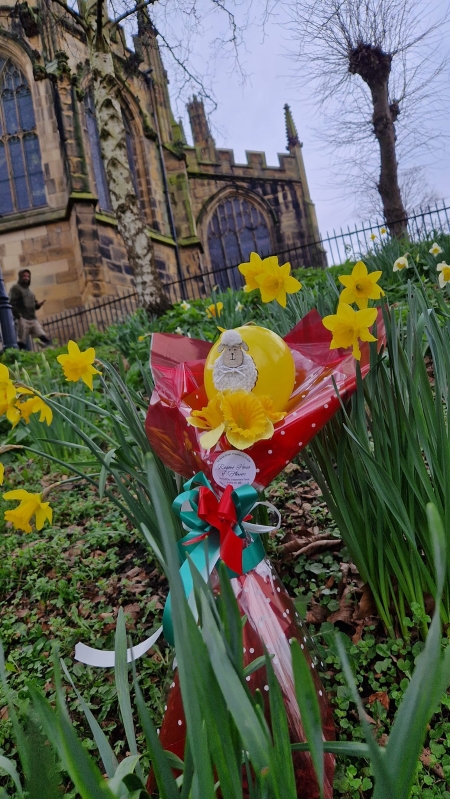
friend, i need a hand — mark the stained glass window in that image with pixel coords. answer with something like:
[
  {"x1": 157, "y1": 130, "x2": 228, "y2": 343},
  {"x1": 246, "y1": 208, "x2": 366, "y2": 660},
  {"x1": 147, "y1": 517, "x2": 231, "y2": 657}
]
[
  {"x1": 84, "y1": 91, "x2": 111, "y2": 211},
  {"x1": 0, "y1": 58, "x2": 46, "y2": 215},
  {"x1": 207, "y1": 196, "x2": 272, "y2": 287}
]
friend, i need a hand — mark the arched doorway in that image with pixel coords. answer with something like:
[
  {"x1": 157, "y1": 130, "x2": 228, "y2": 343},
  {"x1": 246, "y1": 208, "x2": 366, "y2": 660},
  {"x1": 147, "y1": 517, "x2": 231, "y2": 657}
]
[{"x1": 207, "y1": 195, "x2": 272, "y2": 288}]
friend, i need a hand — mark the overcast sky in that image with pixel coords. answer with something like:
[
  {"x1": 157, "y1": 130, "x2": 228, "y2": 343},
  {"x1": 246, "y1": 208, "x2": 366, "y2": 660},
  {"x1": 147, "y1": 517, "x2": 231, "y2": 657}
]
[{"x1": 152, "y1": 0, "x2": 450, "y2": 238}]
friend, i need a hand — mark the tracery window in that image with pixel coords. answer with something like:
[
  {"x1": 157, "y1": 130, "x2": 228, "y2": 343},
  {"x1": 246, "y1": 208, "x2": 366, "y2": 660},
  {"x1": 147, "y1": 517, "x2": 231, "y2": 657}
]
[
  {"x1": 207, "y1": 196, "x2": 272, "y2": 281},
  {"x1": 0, "y1": 57, "x2": 46, "y2": 216},
  {"x1": 84, "y1": 91, "x2": 111, "y2": 211}
]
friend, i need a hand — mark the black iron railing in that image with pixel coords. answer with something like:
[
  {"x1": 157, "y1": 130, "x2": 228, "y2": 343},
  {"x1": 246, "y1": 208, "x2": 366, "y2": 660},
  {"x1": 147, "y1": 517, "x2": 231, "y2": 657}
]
[
  {"x1": 163, "y1": 202, "x2": 450, "y2": 302},
  {"x1": 31, "y1": 201, "x2": 450, "y2": 349},
  {"x1": 31, "y1": 292, "x2": 139, "y2": 349}
]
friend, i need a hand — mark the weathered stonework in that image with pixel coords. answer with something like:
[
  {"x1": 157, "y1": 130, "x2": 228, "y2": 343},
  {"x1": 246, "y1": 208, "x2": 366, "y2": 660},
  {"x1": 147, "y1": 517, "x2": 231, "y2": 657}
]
[{"x1": 0, "y1": 0, "x2": 324, "y2": 323}]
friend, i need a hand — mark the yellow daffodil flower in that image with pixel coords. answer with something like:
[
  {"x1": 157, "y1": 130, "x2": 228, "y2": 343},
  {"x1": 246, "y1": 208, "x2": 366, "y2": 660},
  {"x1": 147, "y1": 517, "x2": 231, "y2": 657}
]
[
  {"x1": 187, "y1": 394, "x2": 225, "y2": 449},
  {"x1": 0, "y1": 364, "x2": 17, "y2": 418},
  {"x1": 370, "y1": 233, "x2": 376, "y2": 241},
  {"x1": 180, "y1": 301, "x2": 191, "y2": 311},
  {"x1": 0, "y1": 463, "x2": 4, "y2": 486},
  {"x1": 221, "y1": 390, "x2": 274, "y2": 450},
  {"x1": 206, "y1": 302, "x2": 224, "y2": 319},
  {"x1": 429, "y1": 242, "x2": 443, "y2": 256},
  {"x1": 255, "y1": 259, "x2": 302, "y2": 308},
  {"x1": 380, "y1": 227, "x2": 387, "y2": 235},
  {"x1": 187, "y1": 390, "x2": 286, "y2": 451},
  {"x1": 258, "y1": 395, "x2": 287, "y2": 423},
  {"x1": 238, "y1": 252, "x2": 267, "y2": 292},
  {"x1": 235, "y1": 301, "x2": 244, "y2": 312},
  {"x1": 437, "y1": 261, "x2": 450, "y2": 288},
  {"x1": 17, "y1": 396, "x2": 53, "y2": 426},
  {"x1": 393, "y1": 256, "x2": 408, "y2": 272},
  {"x1": 322, "y1": 303, "x2": 378, "y2": 361},
  {"x1": 3, "y1": 489, "x2": 52, "y2": 533},
  {"x1": 57, "y1": 340, "x2": 100, "y2": 390},
  {"x1": 338, "y1": 261, "x2": 384, "y2": 309}
]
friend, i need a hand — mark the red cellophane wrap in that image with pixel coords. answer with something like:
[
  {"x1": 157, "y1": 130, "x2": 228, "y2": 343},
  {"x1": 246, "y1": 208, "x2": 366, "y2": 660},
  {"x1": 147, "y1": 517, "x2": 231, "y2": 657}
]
[
  {"x1": 145, "y1": 308, "x2": 383, "y2": 492},
  {"x1": 147, "y1": 560, "x2": 335, "y2": 798},
  {"x1": 145, "y1": 310, "x2": 384, "y2": 797}
]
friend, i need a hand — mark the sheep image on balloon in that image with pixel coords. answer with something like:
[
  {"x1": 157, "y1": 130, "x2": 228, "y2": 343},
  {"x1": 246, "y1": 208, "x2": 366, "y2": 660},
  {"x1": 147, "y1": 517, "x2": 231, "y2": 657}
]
[{"x1": 211, "y1": 328, "x2": 258, "y2": 392}]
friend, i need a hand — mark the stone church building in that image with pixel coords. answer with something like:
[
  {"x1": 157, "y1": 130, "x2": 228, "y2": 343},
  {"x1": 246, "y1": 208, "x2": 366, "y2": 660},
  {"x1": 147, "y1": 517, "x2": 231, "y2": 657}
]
[{"x1": 0, "y1": 0, "x2": 324, "y2": 317}]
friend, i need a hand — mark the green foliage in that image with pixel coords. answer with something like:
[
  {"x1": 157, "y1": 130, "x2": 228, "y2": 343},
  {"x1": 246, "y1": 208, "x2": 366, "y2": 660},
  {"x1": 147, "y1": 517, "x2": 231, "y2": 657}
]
[
  {"x1": 0, "y1": 481, "x2": 449, "y2": 798},
  {"x1": 305, "y1": 282, "x2": 450, "y2": 637}
]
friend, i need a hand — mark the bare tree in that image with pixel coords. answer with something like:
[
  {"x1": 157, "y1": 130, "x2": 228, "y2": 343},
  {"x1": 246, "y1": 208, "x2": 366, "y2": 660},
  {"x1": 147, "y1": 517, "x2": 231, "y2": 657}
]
[{"x1": 285, "y1": 0, "x2": 449, "y2": 236}]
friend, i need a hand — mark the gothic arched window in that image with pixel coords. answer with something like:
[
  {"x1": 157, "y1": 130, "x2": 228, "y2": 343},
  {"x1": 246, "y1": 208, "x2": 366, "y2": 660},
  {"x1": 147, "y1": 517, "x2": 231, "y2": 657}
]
[
  {"x1": 207, "y1": 196, "x2": 272, "y2": 278},
  {"x1": 84, "y1": 91, "x2": 111, "y2": 211},
  {"x1": 0, "y1": 57, "x2": 46, "y2": 216}
]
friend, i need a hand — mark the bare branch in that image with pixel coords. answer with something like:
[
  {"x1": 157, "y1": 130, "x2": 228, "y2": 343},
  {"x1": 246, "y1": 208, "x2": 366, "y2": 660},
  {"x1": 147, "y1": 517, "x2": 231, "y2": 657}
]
[
  {"x1": 49, "y1": 0, "x2": 88, "y2": 31},
  {"x1": 111, "y1": 0, "x2": 156, "y2": 28},
  {"x1": 154, "y1": 24, "x2": 218, "y2": 111}
]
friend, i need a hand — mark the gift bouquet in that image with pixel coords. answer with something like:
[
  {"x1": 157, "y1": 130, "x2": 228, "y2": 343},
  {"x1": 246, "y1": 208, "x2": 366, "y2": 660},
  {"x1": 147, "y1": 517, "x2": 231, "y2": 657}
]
[
  {"x1": 144, "y1": 302, "x2": 383, "y2": 798},
  {"x1": 72, "y1": 253, "x2": 384, "y2": 798}
]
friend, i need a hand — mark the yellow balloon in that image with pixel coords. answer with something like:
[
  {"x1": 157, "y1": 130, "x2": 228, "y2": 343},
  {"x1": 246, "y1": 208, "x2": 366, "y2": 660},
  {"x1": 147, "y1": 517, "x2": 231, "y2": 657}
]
[{"x1": 204, "y1": 326, "x2": 295, "y2": 411}]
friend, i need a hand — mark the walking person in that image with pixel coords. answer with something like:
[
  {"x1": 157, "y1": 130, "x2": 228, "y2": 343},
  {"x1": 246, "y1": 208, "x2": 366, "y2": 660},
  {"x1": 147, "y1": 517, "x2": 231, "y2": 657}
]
[{"x1": 9, "y1": 269, "x2": 51, "y2": 350}]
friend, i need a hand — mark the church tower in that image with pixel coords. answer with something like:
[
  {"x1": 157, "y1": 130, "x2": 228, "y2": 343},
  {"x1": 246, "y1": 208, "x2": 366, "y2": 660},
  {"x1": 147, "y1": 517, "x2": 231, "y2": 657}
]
[{"x1": 284, "y1": 104, "x2": 322, "y2": 244}]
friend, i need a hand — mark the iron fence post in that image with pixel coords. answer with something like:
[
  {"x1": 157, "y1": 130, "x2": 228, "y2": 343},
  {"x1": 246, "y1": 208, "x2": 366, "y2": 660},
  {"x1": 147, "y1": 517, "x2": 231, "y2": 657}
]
[{"x1": 0, "y1": 267, "x2": 18, "y2": 349}]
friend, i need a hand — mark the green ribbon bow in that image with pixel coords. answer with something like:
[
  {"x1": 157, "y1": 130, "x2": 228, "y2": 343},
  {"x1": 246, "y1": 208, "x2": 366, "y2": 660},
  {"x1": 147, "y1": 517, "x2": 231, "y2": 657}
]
[{"x1": 162, "y1": 472, "x2": 267, "y2": 645}]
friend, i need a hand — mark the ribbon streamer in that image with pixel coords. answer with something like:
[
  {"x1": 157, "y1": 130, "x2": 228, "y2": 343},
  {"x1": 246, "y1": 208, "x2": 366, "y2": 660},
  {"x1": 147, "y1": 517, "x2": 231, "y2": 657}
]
[
  {"x1": 74, "y1": 473, "x2": 280, "y2": 666},
  {"x1": 74, "y1": 626, "x2": 164, "y2": 668}
]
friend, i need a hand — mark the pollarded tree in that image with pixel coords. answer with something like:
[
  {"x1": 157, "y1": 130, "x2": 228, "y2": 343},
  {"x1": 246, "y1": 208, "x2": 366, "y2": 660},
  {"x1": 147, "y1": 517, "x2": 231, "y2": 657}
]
[{"x1": 285, "y1": 0, "x2": 449, "y2": 235}]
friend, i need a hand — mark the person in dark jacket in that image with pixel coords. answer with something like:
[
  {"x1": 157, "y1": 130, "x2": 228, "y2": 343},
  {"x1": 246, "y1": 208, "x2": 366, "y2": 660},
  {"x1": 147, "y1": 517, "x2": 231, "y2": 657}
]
[{"x1": 9, "y1": 269, "x2": 51, "y2": 349}]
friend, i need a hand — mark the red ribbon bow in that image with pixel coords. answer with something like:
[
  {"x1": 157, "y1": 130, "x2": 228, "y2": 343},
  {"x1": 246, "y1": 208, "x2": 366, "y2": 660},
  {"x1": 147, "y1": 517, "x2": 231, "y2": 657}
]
[{"x1": 187, "y1": 485, "x2": 245, "y2": 574}]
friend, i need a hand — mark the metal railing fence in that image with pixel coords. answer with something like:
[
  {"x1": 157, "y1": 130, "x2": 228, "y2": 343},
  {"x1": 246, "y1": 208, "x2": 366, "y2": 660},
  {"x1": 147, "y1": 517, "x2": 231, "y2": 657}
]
[
  {"x1": 30, "y1": 292, "x2": 139, "y2": 349},
  {"x1": 32, "y1": 201, "x2": 450, "y2": 349}
]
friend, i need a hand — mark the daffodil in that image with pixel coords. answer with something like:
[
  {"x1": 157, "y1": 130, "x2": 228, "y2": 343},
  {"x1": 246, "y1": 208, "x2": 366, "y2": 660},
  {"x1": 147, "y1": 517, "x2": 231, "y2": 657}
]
[
  {"x1": 370, "y1": 233, "x2": 376, "y2": 241},
  {"x1": 175, "y1": 327, "x2": 183, "y2": 335},
  {"x1": 258, "y1": 395, "x2": 287, "y2": 423},
  {"x1": 0, "y1": 364, "x2": 17, "y2": 418},
  {"x1": 180, "y1": 301, "x2": 191, "y2": 311},
  {"x1": 4, "y1": 489, "x2": 52, "y2": 533},
  {"x1": 322, "y1": 303, "x2": 378, "y2": 361},
  {"x1": 221, "y1": 390, "x2": 274, "y2": 450},
  {"x1": 393, "y1": 256, "x2": 408, "y2": 272},
  {"x1": 338, "y1": 261, "x2": 384, "y2": 309},
  {"x1": 238, "y1": 252, "x2": 267, "y2": 292},
  {"x1": 437, "y1": 261, "x2": 450, "y2": 288},
  {"x1": 0, "y1": 463, "x2": 4, "y2": 486},
  {"x1": 187, "y1": 394, "x2": 225, "y2": 449},
  {"x1": 17, "y1": 396, "x2": 53, "y2": 426},
  {"x1": 57, "y1": 341, "x2": 100, "y2": 390},
  {"x1": 429, "y1": 242, "x2": 443, "y2": 256},
  {"x1": 255, "y1": 259, "x2": 302, "y2": 308},
  {"x1": 380, "y1": 227, "x2": 387, "y2": 235},
  {"x1": 235, "y1": 301, "x2": 244, "y2": 312},
  {"x1": 206, "y1": 302, "x2": 224, "y2": 319}
]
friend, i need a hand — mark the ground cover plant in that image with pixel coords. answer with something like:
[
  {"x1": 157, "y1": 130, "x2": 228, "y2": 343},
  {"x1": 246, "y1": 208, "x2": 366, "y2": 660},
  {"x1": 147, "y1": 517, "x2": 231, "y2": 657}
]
[
  {"x1": 0, "y1": 463, "x2": 450, "y2": 799},
  {"x1": 1, "y1": 230, "x2": 450, "y2": 796}
]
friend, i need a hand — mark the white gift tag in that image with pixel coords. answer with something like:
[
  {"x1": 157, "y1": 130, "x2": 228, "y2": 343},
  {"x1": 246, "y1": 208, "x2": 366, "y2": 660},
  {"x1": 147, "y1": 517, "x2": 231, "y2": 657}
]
[{"x1": 212, "y1": 450, "x2": 257, "y2": 489}]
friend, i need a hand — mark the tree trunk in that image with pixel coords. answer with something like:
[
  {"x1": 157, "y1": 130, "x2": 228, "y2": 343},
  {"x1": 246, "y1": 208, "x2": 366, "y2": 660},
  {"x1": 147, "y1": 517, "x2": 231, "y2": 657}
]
[
  {"x1": 370, "y1": 82, "x2": 407, "y2": 237},
  {"x1": 84, "y1": 0, "x2": 170, "y2": 313},
  {"x1": 349, "y1": 44, "x2": 408, "y2": 238}
]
